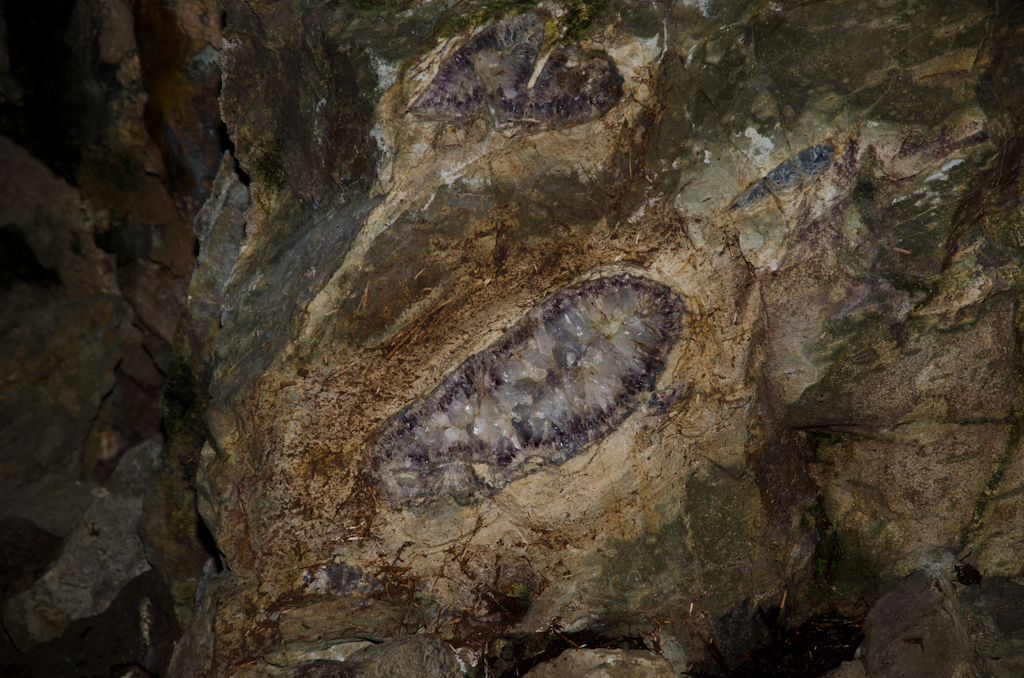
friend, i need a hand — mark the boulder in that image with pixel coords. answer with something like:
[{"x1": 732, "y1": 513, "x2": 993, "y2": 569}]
[{"x1": 2, "y1": 438, "x2": 162, "y2": 649}]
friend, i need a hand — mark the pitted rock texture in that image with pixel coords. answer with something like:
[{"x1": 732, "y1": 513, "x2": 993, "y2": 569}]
[
  {"x1": 373, "y1": 275, "x2": 681, "y2": 503},
  {"x1": 410, "y1": 13, "x2": 623, "y2": 130}
]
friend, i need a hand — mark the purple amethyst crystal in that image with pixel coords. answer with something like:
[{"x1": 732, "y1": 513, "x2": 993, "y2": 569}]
[
  {"x1": 372, "y1": 274, "x2": 683, "y2": 505},
  {"x1": 410, "y1": 13, "x2": 623, "y2": 131}
]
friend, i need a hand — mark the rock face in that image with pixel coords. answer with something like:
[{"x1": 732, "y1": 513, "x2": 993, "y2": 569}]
[
  {"x1": 860, "y1": 557, "x2": 1024, "y2": 678},
  {"x1": 279, "y1": 635, "x2": 458, "y2": 678},
  {"x1": 102, "y1": 0, "x2": 1024, "y2": 675},
  {"x1": 3, "y1": 568, "x2": 181, "y2": 678},
  {"x1": 3, "y1": 438, "x2": 161, "y2": 649},
  {"x1": 522, "y1": 649, "x2": 675, "y2": 678},
  {"x1": 0, "y1": 0, "x2": 224, "y2": 671},
  {"x1": 863, "y1": 565, "x2": 980, "y2": 678}
]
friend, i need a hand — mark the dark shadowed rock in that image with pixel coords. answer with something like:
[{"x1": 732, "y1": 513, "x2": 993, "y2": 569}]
[
  {"x1": 2, "y1": 437, "x2": 161, "y2": 649},
  {"x1": 0, "y1": 293, "x2": 122, "y2": 486},
  {"x1": 3, "y1": 568, "x2": 180, "y2": 678},
  {"x1": 863, "y1": 566, "x2": 979, "y2": 678},
  {"x1": 960, "y1": 578, "x2": 1024, "y2": 678}
]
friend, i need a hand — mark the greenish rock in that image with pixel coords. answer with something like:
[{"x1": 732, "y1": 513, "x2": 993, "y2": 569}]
[{"x1": 144, "y1": 152, "x2": 251, "y2": 631}]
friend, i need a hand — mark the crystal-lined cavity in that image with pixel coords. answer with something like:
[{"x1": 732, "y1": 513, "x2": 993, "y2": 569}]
[
  {"x1": 729, "y1": 144, "x2": 836, "y2": 211},
  {"x1": 372, "y1": 275, "x2": 682, "y2": 504},
  {"x1": 410, "y1": 13, "x2": 623, "y2": 131}
]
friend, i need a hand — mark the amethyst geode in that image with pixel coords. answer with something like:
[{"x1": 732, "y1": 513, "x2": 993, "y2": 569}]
[
  {"x1": 410, "y1": 13, "x2": 624, "y2": 131},
  {"x1": 372, "y1": 274, "x2": 683, "y2": 504}
]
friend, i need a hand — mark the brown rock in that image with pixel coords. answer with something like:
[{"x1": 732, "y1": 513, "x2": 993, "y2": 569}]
[{"x1": 524, "y1": 649, "x2": 676, "y2": 678}]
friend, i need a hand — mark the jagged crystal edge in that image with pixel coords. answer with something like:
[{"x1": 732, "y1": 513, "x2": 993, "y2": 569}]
[{"x1": 372, "y1": 274, "x2": 683, "y2": 504}]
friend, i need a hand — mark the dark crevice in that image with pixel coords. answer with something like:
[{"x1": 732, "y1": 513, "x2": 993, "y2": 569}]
[
  {"x1": 0, "y1": 224, "x2": 62, "y2": 288},
  {"x1": 196, "y1": 512, "x2": 225, "y2": 572}
]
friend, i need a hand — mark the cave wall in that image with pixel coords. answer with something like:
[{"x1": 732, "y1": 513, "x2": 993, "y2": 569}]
[
  {"x1": 0, "y1": 0, "x2": 224, "y2": 672},
  {"x1": 2, "y1": 0, "x2": 1024, "y2": 676},
  {"x1": 165, "y1": 0, "x2": 1024, "y2": 675}
]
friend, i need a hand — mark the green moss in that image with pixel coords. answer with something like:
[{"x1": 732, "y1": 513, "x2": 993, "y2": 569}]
[
  {"x1": 162, "y1": 353, "x2": 199, "y2": 437},
  {"x1": 562, "y1": 0, "x2": 608, "y2": 41},
  {"x1": 245, "y1": 136, "x2": 286, "y2": 195}
]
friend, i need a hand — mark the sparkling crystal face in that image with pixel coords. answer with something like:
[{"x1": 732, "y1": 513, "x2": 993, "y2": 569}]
[
  {"x1": 372, "y1": 275, "x2": 683, "y2": 504},
  {"x1": 410, "y1": 13, "x2": 624, "y2": 131}
]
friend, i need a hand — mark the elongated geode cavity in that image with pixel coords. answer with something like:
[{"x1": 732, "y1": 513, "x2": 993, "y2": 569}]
[
  {"x1": 410, "y1": 13, "x2": 623, "y2": 131},
  {"x1": 729, "y1": 144, "x2": 836, "y2": 212},
  {"x1": 372, "y1": 275, "x2": 682, "y2": 504}
]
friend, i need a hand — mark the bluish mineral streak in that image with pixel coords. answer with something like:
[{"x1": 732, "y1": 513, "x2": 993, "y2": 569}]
[{"x1": 729, "y1": 144, "x2": 836, "y2": 211}]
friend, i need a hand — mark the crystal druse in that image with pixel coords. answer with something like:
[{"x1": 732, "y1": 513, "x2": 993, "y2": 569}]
[
  {"x1": 409, "y1": 12, "x2": 624, "y2": 130},
  {"x1": 372, "y1": 274, "x2": 683, "y2": 504}
]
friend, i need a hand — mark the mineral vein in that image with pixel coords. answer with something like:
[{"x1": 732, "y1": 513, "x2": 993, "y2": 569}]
[
  {"x1": 373, "y1": 274, "x2": 682, "y2": 504},
  {"x1": 729, "y1": 144, "x2": 836, "y2": 212}
]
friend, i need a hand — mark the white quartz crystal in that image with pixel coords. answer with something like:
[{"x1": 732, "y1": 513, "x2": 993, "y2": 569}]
[{"x1": 373, "y1": 275, "x2": 681, "y2": 504}]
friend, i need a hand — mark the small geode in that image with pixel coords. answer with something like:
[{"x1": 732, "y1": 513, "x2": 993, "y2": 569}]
[
  {"x1": 410, "y1": 13, "x2": 624, "y2": 131},
  {"x1": 729, "y1": 145, "x2": 836, "y2": 212},
  {"x1": 373, "y1": 274, "x2": 683, "y2": 504}
]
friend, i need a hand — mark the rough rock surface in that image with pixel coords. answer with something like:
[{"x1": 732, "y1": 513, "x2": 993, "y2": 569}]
[
  {"x1": 863, "y1": 565, "x2": 980, "y2": 678},
  {"x1": 522, "y1": 648, "x2": 676, "y2": 678},
  {"x1": 859, "y1": 557, "x2": 1024, "y2": 678},
  {"x1": 4, "y1": 0, "x2": 1024, "y2": 676},
  {"x1": 3, "y1": 568, "x2": 180, "y2": 678},
  {"x1": 143, "y1": 151, "x2": 251, "y2": 628},
  {"x1": 961, "y1": 577, "x2": 1024, "y2": 678},
  {"x1": 270, "y1": 635, "x2": 458, "y2": 678},
  {"x1": 1, "y1": 0, "x2": 225, "y2": 669},
  {"x1": 164, "y1": 0, "x2": 1024, "y2": 674},
  {"x1": 2, "y1": 437, "x2": 162, "y2": 649},
  {"x1": 824, "y1": 661, "x2": 868, "y2": 678}
]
